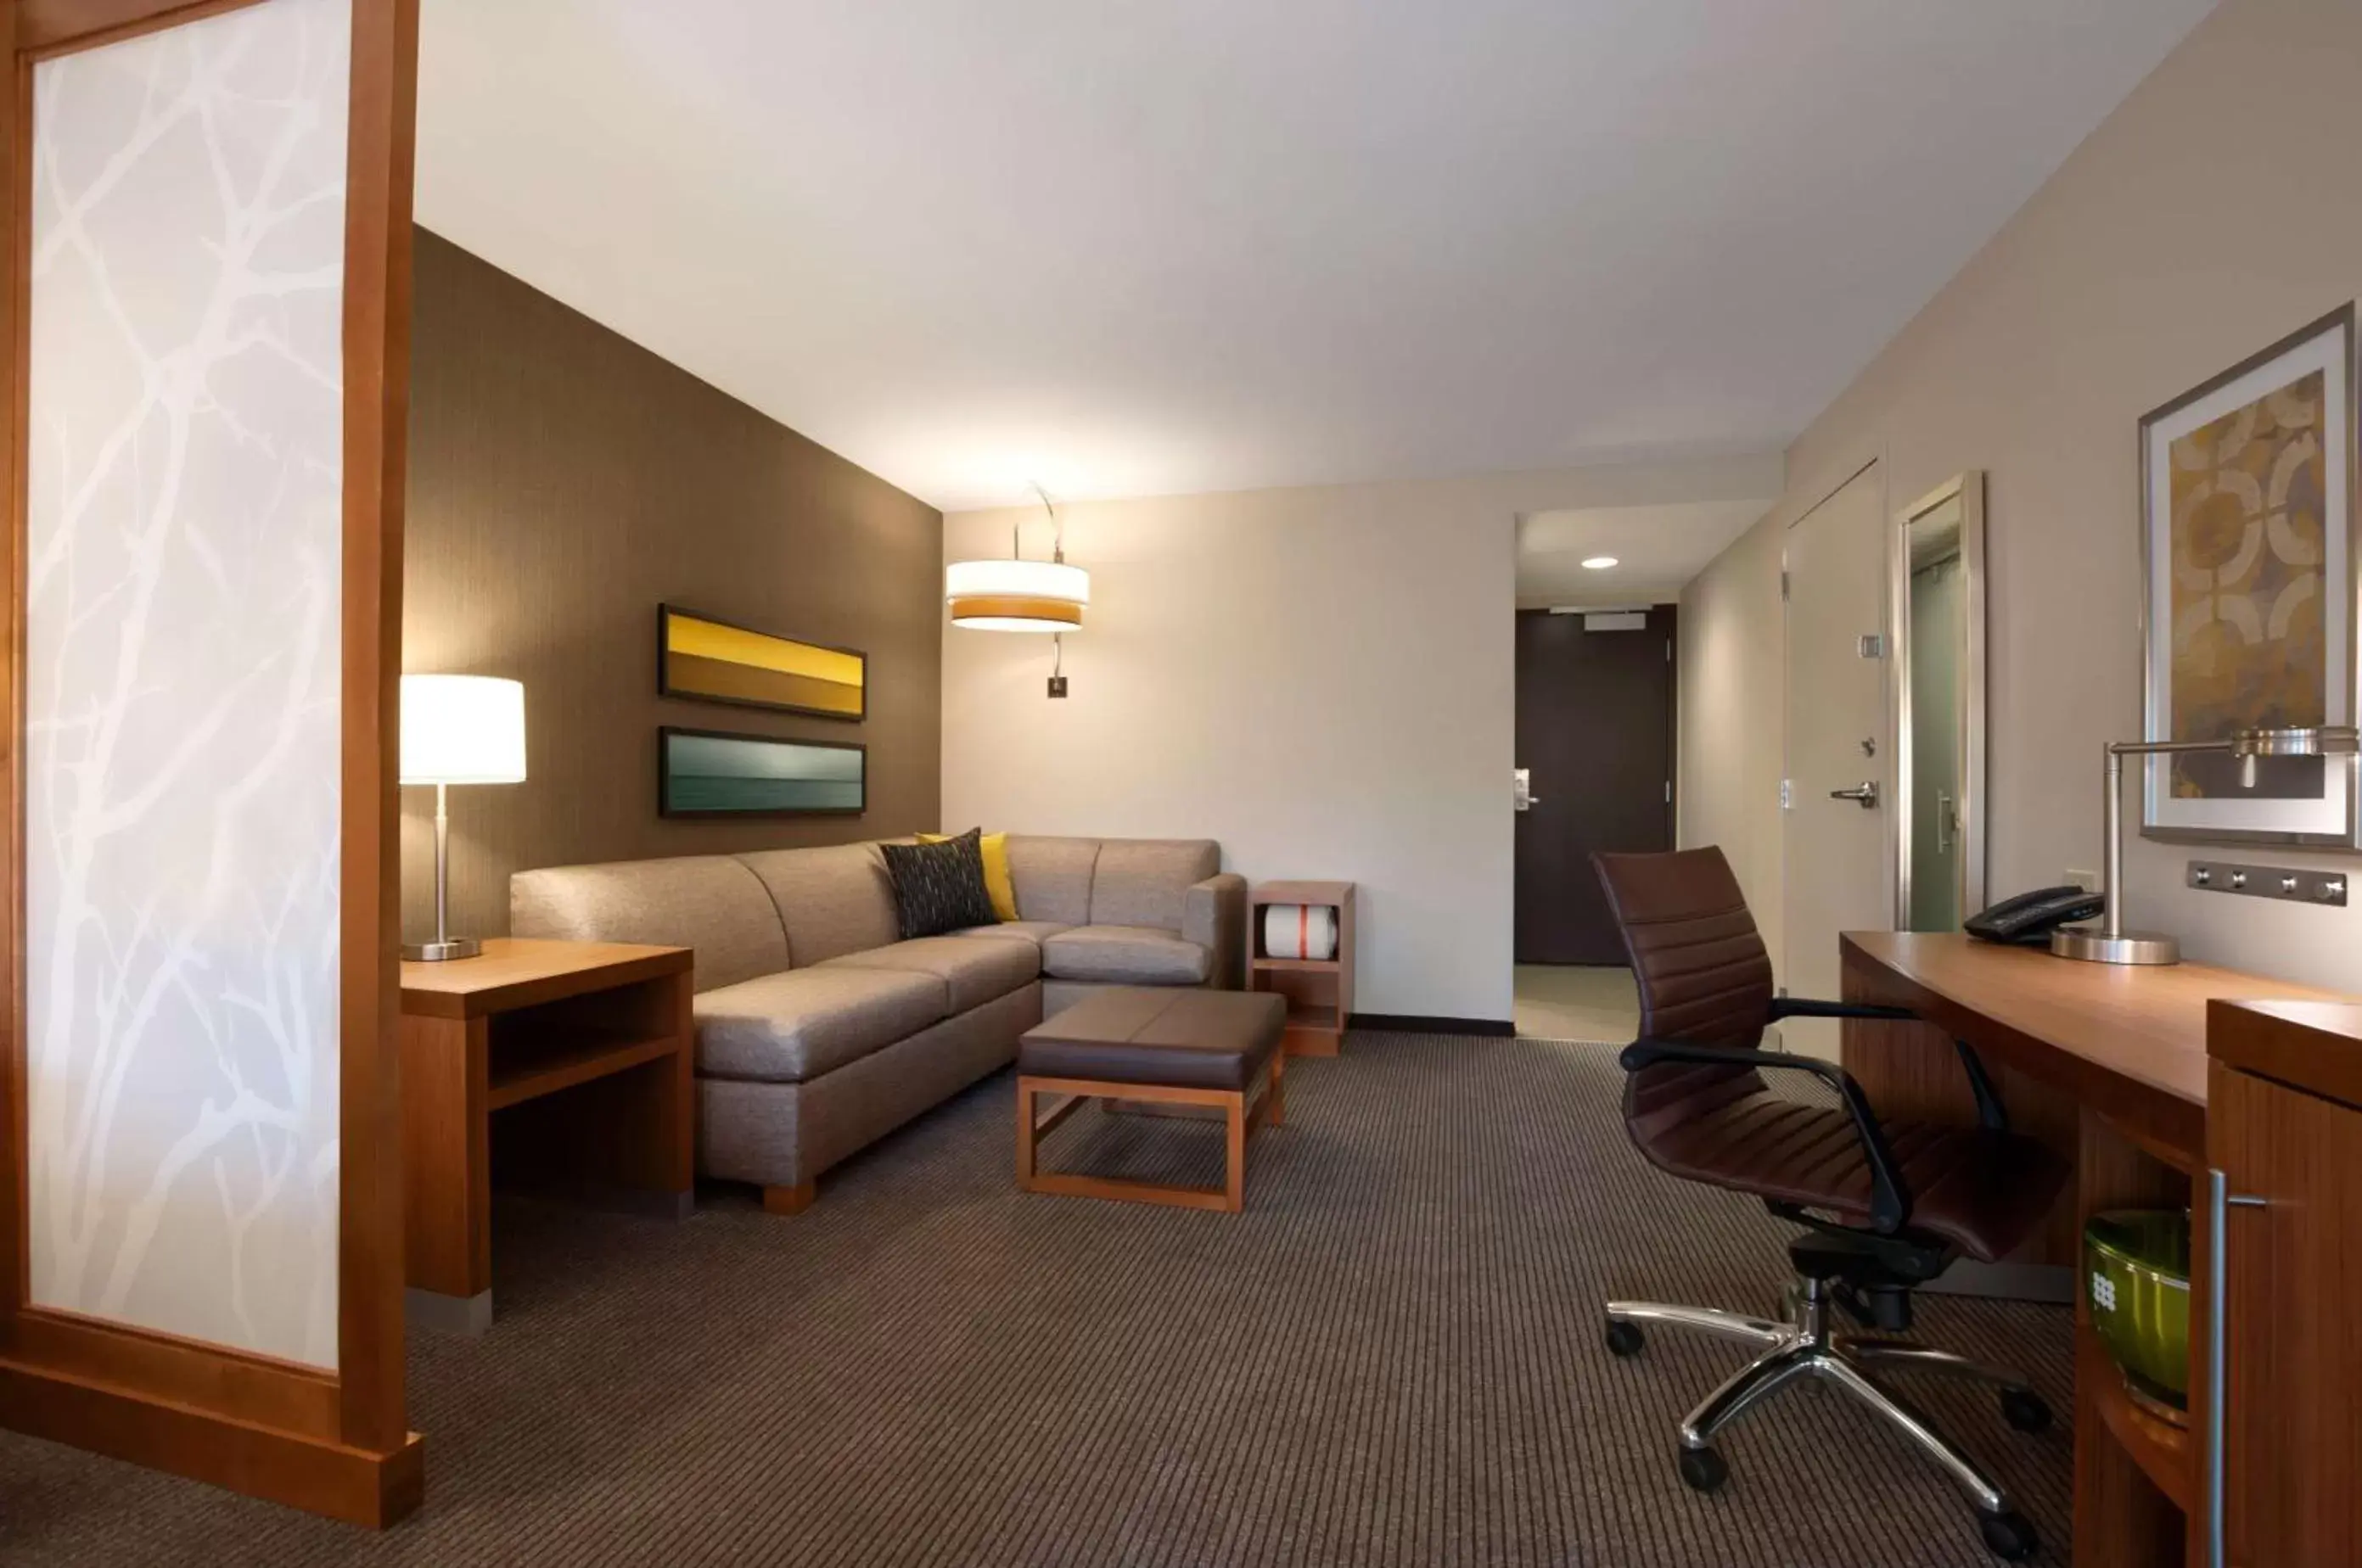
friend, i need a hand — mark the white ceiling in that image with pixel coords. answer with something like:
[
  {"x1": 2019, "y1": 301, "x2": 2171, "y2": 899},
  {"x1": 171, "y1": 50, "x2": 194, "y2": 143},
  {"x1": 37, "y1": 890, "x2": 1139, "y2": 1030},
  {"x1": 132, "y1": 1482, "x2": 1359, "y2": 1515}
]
[
  {"x1": 1518, "y1": 498, "x2": 1776, "y2": 609},
  {"x1": 415, "y1": 0, "x2": 2214, "y2": 512}
]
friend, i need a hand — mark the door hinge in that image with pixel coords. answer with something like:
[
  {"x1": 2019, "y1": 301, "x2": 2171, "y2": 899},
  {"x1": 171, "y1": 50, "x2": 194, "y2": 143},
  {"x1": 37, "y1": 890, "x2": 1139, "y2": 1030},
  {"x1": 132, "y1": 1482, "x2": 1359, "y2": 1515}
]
[
  {"x1": 1779, "y1": 779, "x2": 1793, "y2": 809},
  {"x1": 1780, "y1": 569, "x2": 1791, "y2": 602},
  {"x1": 1664, "y1": 639, "x2": 1672, "y2": 663},
  {"x1": 1664, "y1": 780, "x2": 1672, "y2": 804}
]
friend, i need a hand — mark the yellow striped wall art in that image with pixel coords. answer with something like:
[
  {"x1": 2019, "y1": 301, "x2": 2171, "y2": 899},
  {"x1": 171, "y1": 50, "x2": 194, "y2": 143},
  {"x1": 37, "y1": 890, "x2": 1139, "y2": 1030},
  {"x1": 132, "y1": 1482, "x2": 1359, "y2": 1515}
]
[{"x1": 659, "y1": 604, "x2": 867, "y2": 721}]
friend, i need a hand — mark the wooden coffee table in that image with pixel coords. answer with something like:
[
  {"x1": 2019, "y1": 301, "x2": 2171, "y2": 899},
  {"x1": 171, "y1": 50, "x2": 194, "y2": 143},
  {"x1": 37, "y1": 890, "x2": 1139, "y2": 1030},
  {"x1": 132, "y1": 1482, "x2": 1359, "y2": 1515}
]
[
  {"x1": 398, "y1": 938, "x2": 693, "y2": 1333},
  {"x1": 1016, "y1": 988, "x2": 1287, "y2": 1213}
]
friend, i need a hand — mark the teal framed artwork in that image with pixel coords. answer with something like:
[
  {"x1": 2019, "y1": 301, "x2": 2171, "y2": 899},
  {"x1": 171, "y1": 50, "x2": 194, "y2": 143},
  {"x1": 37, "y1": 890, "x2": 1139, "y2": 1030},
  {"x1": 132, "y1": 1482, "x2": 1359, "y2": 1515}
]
[{"x1": 657, "y1": 726, "x2": 867, "y2": 818}]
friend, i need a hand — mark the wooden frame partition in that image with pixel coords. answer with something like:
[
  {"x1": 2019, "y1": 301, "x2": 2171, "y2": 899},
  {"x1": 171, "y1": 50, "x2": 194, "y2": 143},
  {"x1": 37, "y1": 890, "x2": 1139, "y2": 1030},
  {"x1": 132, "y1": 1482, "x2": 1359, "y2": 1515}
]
[{"x1": 0, "y1": 0, "x2": 421, "y2": 1526}]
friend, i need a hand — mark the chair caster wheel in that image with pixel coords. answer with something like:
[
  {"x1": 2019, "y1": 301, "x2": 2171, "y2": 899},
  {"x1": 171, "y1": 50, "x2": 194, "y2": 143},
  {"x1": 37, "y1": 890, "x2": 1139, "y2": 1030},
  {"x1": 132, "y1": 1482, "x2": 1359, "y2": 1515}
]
[
  {"x1": 1978, "y1": 1509, "x2": 2038, "y2": 1562},
  {"x1": 1676, "y1": 1444, "x2": 1727, "y2": 1494},
  {"x1": 1604, "y1": 1320, "x2": 1645, "y2": 1358},
  {"x1": 2000, "y1": 1387, "x2": 2051, "y2": 1433}
]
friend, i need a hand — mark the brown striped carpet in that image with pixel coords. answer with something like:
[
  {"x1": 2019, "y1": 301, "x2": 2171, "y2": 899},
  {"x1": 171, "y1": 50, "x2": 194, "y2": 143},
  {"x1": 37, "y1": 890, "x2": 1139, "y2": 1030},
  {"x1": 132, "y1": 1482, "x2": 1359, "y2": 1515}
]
[{"x1": 0, "y1": 1033, "x2": 2073, "y2": 1566}]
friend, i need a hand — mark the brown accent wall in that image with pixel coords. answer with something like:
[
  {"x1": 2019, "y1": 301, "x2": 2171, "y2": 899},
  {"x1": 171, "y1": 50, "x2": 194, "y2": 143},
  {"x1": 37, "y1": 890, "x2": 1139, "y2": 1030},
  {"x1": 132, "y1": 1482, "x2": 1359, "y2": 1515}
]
[{"x1": 401, "y1": 230, "x2": 941, "y2": 943}]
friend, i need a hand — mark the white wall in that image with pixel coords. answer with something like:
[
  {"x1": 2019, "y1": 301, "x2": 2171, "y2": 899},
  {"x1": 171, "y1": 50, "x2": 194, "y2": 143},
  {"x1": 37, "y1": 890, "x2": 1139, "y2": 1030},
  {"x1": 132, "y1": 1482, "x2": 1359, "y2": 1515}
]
[
  {"x1": 1676, "y1": 506, "x2": 1785, "y2": 977},
  {"x1": 1680, "y1": 0, "x2": 2362, "y2": 993},
  {"x1": 944, "y1": 456, "x2": 1778, "y2": 1022}
]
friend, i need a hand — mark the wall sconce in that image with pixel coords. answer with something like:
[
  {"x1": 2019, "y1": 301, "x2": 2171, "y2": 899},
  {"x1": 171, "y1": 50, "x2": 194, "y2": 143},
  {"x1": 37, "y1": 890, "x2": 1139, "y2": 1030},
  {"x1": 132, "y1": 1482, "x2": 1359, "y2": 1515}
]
[
  {"x1": 946, "y1": 484, "x2": 1086, "y2": 697},
  {"x1": 946, "y1": 484, "x2": 1088, "y2": 631}
]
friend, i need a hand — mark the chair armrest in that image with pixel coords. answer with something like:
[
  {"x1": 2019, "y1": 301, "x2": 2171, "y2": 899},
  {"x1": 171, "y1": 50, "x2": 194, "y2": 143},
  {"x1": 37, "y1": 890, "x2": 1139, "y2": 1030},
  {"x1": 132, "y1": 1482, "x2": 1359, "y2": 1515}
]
[
  {"x1": 1765, "y1": 996, "x2": 2008, "y2": 1132},
  {"x1": 1766, "y1": 996, "x2": 1916, "y2": 1022},
  {"x1": 1185, "y1": 872, "x2": 1248, "y2": 989},
  {"x1": 1617, "y1": 1037, "x2": 1913, "y2": 1235}
]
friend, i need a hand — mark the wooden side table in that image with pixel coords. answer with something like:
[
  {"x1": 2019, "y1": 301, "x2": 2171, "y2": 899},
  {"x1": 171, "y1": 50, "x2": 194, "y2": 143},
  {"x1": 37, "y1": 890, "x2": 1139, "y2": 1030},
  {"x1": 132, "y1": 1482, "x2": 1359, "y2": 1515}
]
[
  {"x1": 1246, "y1": 881, "x2": 1355, "y2": 1056},
  {"x1": 398, "y1": 938, "x2": 693, "y2": 1335}
]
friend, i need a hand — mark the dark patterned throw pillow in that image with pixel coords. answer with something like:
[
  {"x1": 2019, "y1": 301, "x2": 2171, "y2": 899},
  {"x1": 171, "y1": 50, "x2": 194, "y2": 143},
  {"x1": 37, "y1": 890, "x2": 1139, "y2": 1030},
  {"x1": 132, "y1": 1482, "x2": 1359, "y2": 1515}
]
[{"x1": 880, "y1": 828, "x2": 999, "y2": 939}]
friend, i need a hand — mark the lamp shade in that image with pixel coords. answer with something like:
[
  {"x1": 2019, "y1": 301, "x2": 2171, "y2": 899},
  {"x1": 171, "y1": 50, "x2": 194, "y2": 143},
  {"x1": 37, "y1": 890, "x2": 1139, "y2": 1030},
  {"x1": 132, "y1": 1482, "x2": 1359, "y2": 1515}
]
[
  {"x1": 2230, "y1": 724, "x2": 2362, "y2": 759},
  {"x1": 945, "y1": 557, "x2": 1090, "y2": 631},
  {"x1": 400, "y1": 675, "x2": 527, "y2": 786}
]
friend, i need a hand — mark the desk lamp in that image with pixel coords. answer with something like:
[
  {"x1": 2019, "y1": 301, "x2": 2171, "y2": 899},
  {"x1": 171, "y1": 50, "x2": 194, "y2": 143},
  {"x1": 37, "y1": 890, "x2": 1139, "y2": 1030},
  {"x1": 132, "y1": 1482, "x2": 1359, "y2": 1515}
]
[{"x1": 2054, "y1": 724, "x2": 2360, "y2": 965}]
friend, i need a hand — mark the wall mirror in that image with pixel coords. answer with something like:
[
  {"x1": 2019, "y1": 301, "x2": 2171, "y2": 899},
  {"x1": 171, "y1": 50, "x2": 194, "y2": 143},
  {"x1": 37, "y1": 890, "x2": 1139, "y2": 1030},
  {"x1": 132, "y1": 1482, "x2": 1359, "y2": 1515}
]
[{"x1": 1892, "y1": 473, "x2": 1988, "y2": 930}]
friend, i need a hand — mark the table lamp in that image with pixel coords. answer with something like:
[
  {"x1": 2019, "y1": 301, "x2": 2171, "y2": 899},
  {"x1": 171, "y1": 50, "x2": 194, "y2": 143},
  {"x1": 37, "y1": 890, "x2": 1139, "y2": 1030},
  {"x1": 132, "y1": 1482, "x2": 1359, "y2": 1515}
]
[
  {"x1": 2053, "y1": 723, "x2": 2361, "y2": 966},
  {"x1": 401, "y1": 675, "x2": 527, "y2": 961}
]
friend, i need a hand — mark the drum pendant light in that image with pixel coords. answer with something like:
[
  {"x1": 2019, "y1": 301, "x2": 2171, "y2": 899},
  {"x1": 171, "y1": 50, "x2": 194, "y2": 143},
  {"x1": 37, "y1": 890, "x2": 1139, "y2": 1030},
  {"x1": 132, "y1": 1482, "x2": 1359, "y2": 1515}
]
[{"x1": 947, "y1": 484, "x2": 1090, "y2": 631}]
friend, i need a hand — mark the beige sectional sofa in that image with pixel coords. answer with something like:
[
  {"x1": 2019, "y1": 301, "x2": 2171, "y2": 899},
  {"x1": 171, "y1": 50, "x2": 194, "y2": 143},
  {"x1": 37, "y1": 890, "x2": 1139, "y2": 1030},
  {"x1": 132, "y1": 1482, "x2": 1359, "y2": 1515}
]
[{"x1": 510, "y1": 835, "x2": 1243, "y2": 1209}]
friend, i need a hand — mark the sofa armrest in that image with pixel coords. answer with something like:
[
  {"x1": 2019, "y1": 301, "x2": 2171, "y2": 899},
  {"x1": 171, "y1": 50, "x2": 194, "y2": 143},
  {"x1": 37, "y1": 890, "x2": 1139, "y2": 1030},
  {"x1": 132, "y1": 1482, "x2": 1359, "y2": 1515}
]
[{"x1": 1185, "y1": 872, "x2": 1248, "y2": 989}]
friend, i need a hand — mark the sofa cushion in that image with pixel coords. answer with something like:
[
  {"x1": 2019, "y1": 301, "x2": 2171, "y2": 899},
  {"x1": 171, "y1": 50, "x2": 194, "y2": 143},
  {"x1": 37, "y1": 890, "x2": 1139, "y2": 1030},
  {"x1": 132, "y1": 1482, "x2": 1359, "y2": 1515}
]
[
  {"x1": 736, "y1": 843, "x2": 900, "y2": 966},
  {"x1": 824, "y1": 935, "x2": 1040, "y2": 1013},
  {"x1": 512, "y1": 855, "x2": 788, "y2": 993},
  {"x1": 693, "y1": 966, "x2": 947, "y2": 1083},
  {"x1": 919, "y1": 830, "x2": 1018, "y2": 921},
  {"x1": 1040, "y1": 925, "x2": 1213, "y2": 985},
  {"x1": 954, "y1": 920, "x2": 1073, "y2": 948},
  {"x1": 880, "y1": 831, "x2": 1000, "y2": 938},
  {"x1": 1018, "y1": 988, "x2": 1285, "y2": 1091},
  {"x1": 1003, "y1": 836, "x2": 1100, "y2": 927},
  {"x1": 1087, "y1": 840, "x2": 1220, "y2": 932}
]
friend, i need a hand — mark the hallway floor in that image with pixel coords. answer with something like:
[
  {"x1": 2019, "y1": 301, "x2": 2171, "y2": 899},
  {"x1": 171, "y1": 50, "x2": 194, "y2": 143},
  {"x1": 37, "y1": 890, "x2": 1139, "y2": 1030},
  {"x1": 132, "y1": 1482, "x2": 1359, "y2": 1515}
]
[{"x1": 1512, "y1": 964, "x2": 1639, "y2": 1042}]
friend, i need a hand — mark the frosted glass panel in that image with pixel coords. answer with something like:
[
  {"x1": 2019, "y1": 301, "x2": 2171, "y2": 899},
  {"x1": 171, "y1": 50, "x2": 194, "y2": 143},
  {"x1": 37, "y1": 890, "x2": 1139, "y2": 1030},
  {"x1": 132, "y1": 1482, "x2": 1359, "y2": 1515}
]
[{"x1": 25, "y1": 0, "x2": 351, "y2": 1367}]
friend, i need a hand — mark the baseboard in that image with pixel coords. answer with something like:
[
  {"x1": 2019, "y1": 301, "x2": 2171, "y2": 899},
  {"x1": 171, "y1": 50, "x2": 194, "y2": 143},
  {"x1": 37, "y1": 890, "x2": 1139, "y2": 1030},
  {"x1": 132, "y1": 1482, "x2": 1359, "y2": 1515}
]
[
  {"x1": 406, "y1": 1285, "x2": 496, "y2": 1338},
  {"x1": 1349, "y1": 1013, "x2": 1517, "y2": 1038},
  {"x1": 0, "y1": 1351, "x2": 423, "y2": 1526}
]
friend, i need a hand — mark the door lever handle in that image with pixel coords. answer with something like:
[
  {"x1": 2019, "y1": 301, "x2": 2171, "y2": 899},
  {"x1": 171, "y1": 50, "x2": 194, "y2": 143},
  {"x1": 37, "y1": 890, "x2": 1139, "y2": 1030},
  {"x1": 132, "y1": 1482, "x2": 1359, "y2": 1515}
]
[{"x1": 1828, "y1": 781, "x2": 1880, "y2": 808}]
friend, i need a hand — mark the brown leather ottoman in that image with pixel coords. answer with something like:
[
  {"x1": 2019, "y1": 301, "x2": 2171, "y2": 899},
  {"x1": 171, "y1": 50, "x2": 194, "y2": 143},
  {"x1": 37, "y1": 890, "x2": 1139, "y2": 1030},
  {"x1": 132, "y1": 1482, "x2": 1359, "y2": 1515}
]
[{"x1": 1016, "y1": 988, "x2": 1288, "y2": 1212}]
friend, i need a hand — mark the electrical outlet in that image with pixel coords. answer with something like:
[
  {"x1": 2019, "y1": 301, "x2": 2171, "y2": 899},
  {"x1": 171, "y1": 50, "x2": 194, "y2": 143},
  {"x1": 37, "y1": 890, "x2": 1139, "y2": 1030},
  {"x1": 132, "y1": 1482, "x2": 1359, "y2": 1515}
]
[{"x1": 2064, "y1": 868, "x2": 2097, "y2": 893}]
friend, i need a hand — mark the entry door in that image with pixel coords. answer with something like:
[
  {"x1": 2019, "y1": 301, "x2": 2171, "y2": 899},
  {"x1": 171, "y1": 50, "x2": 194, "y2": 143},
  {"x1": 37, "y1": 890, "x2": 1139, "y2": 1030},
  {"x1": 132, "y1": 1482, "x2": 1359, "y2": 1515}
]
[
  {"x1": 1514, "y1": 607, "x2": 1676, "y2": 966},
  {"x1": 1782, "y1": 465, "x2": 1890, "y2": 1056}
]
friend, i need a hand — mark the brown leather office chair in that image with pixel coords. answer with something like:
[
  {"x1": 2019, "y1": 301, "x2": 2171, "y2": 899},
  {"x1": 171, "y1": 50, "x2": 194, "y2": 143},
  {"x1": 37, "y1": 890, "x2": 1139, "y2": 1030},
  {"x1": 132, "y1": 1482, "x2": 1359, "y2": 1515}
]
[{"x1": 1592, "y1": 847, "x2": 2068, "y2": 1565}]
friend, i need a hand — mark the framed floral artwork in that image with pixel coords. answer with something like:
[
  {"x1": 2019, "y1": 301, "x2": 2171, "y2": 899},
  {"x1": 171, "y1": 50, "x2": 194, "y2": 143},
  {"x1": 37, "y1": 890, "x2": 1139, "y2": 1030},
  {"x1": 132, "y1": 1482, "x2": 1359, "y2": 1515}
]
[{"x1": 2141, "y1": 305, "x2": 2359, "y2": 846}]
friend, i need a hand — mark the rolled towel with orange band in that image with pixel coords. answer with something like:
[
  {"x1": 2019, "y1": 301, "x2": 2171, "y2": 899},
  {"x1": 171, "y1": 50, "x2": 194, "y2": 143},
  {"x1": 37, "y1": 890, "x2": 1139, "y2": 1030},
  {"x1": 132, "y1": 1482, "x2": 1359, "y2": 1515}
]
[{"x1": 1262, "y1": 903, "x2": 1338, "y2": 962}]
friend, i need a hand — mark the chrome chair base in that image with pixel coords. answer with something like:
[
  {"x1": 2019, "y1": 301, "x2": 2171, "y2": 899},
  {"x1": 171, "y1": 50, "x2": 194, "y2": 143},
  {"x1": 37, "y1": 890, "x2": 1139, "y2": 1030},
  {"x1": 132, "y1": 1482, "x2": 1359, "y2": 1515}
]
[{"x1": 1605, "y1": 1277, "x2": 2046, "y2": 1562}]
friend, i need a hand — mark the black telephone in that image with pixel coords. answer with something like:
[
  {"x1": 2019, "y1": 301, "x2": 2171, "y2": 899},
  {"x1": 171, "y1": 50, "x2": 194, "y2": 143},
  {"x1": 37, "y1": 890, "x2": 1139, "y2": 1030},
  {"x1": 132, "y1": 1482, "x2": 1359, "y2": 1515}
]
[{"x1": 1965, "y1": 885, "x2": 2107, "y2": 945}]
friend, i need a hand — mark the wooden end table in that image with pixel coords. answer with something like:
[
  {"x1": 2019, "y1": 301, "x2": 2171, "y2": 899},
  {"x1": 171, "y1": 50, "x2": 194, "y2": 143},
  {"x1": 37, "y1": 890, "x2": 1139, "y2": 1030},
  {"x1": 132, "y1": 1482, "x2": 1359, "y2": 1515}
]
[
  {"x1": 1245, "y1": 881, "x2": 1355, "y2": 1056},
  {"x1": 398, "y1": 938, "x2": 693, "y2": 1334}
]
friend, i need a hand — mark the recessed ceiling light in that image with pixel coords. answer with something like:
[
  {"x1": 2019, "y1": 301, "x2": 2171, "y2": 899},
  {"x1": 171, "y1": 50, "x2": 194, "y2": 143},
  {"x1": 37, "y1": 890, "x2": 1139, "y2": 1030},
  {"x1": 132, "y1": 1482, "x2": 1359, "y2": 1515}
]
[{"x1": 1581, "y1": 555, "x2": 1619, "y2": 570}]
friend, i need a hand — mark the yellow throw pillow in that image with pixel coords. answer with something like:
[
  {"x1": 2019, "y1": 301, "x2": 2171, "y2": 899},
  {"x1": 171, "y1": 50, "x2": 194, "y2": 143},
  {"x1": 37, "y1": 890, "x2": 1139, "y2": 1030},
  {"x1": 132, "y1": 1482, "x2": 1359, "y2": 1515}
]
[{"x1": 917, "y1": 830, "x2": 1018, "y2": 921}]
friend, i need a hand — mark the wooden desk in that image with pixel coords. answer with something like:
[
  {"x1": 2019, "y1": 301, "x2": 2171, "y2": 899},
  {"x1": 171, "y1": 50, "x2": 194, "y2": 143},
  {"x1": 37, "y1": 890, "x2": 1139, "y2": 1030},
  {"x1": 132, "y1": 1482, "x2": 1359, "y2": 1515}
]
[
  {"x1": 1841, "y1": 932, "x2": 2347, "y2": 1568},
  {"x1": 2208, "y1": 1000, "x2": 2362, "y2": 1568},
  {"x1": 399, "y1": 939, "x2": 694, "y2": 1335}
]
